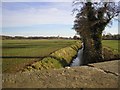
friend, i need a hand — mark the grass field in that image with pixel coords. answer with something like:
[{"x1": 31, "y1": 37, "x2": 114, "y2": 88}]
[
  {"x1": 102, "y1": 40, "x2": 119, "y2": 54},
  {"x1": 2, "y1": 39, "x2": 78, "y2": 57},
  {"x1": 2, "y1": 39, "x2": 119, "y2": 73},
  {"x1": 2, "y1": 39, "x2": 78, "y2": 73}
]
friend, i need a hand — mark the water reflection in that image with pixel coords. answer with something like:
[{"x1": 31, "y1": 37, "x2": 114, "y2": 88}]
[{"x1": 70, "y1": 43, "x2": 83, "y2": 66}]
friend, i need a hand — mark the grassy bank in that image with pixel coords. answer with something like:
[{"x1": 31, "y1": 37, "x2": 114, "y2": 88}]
[
  {"x1": 2, "y1": 40, "x2": 119, "y2": 73},
  {"x1": 23, "y1": 41, "x2": 82, "y2": 71},
  {"x1": 102, "y1": 40, "x2": 119, "y2": 60},
  {"x1": 102, "y1": 40, "x2": 119, "y2": 54},
  {"x1": 2, "y1": 39, "x2": 79, "y2": 73}
]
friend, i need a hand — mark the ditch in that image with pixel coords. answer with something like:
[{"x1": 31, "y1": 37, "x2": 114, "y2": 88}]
[{"x1": 70, "y1": 43, "x2": 84, "y2": 66}]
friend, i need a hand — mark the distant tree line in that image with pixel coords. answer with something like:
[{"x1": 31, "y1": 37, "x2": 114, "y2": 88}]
[
  {"x1": 73, "y1": 34, "x2": 120, "y2": 40},
  {"x1": 1, "y1": 35, "x2": 73, "y2": 40},
  {"x1": 1, "y1": 34, "x2": 119, "y2": 40},
  {"x1": 102, "y1": 33, "x2": 120, "y2": 40},
  {"x1": 73, "y1": 35, "x2": 80, "y2": 40}
]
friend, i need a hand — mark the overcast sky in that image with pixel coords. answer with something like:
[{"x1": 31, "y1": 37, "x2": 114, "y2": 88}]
[{"x1": 1, "y1": 1, "x2": 119, "y2": 37}]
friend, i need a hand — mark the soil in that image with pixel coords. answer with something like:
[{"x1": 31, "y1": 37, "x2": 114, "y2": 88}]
[{"x1": 2, "y1": 60, "x2": 119, "y2": 88}]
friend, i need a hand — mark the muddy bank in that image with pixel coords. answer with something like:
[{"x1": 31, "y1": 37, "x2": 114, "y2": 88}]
[{"x1": 22, "y1": 41, "x2": 82, "y2": 72}]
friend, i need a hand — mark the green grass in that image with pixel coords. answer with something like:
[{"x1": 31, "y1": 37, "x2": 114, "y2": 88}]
[
  {"x1": 2, "y1": 58, "x2": 40, "y2": 73},
  {"x1": 2, "y1": 39, "x2": 78, "y2": 73},
  {"x1": 2, "y1": 39, "x2": 119, "y2": 73},
  {"x1": 2, "y1": 39, "x2": 77, "y2": 57},
  {"x1": 25, "y1": 42, "x2": 82, "y2": 71},
  {"x1": 102, "y1": 40, "x2": 119, "y2": 54}
]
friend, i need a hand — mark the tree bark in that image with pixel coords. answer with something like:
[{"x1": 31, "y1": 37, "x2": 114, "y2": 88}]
[
  {"x1": 73, "y1": 2, "x2": 118, "y2": 65},
  {"x1": 82, "y1": 31, "x2": 103, "y2": 65}
]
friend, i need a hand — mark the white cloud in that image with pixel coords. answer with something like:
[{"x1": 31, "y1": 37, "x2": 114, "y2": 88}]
[
  {"x1": 49, "y1": 8, "x2": 59, "y2": 12},
  {"x1": 2, "y1": 0, "x2": 119, "y2": 2},
  {"x1": 0, "y1": 2, "x2": 2, "y2": 33},
  {"x1": 104, "y1": 20, "x2": 118, "y2": 34},
  {"x1": 2, "y1": 0, "x2": 73, "y2": 2},
  {"x1": 3, "y1": 7, "x2": 74, "y2": 27}
]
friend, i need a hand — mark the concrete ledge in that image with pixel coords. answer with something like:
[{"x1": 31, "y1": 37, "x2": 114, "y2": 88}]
[{"x1": 3, "y1": 60, "x2": 119, "y2": 88}]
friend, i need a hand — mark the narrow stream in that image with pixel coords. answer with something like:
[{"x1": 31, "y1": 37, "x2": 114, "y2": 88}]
[{"x1": 70, "y1": 43, "x2": 84, "y2": 66}]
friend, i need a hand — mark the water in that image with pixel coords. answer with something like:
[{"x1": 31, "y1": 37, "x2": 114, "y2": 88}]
[{"x1": 70, "y1": 43, "x2": 83, "y2": 66}]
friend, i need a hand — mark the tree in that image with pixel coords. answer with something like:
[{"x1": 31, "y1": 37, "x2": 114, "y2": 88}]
[
  {"x1": 73, "y1": 35, "x2": 80, "y2": 40},
  {"x1": 73, "y1": 0, "x2": 120, "y2": 64}
]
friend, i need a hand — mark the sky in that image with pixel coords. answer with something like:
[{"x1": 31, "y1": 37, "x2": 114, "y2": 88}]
[{"x1": 1, "y1": 1, "x2": 119, "y2": 37}]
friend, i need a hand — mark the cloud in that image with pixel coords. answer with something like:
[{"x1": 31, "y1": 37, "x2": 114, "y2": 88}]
[
  {"x1": 2, "y1": 0, "x2": 119, "y2": 2},
  {"x1": 2, "y1": 0, "x2": 73, "y2": 2},
  {"x1": 2, "y1": 2, "x2": 74, "y2": 27},
  {"x1": 0, "y1": 3, "x2": 2, "y2": 32},
  {"x1": 104, "y1": 21, "x2": 118, "y2": 34}
]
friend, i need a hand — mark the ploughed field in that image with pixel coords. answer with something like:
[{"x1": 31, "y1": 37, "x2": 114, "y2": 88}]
[{"x1": 2, "y1": 39, "x2": 119, "y2": 73}]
